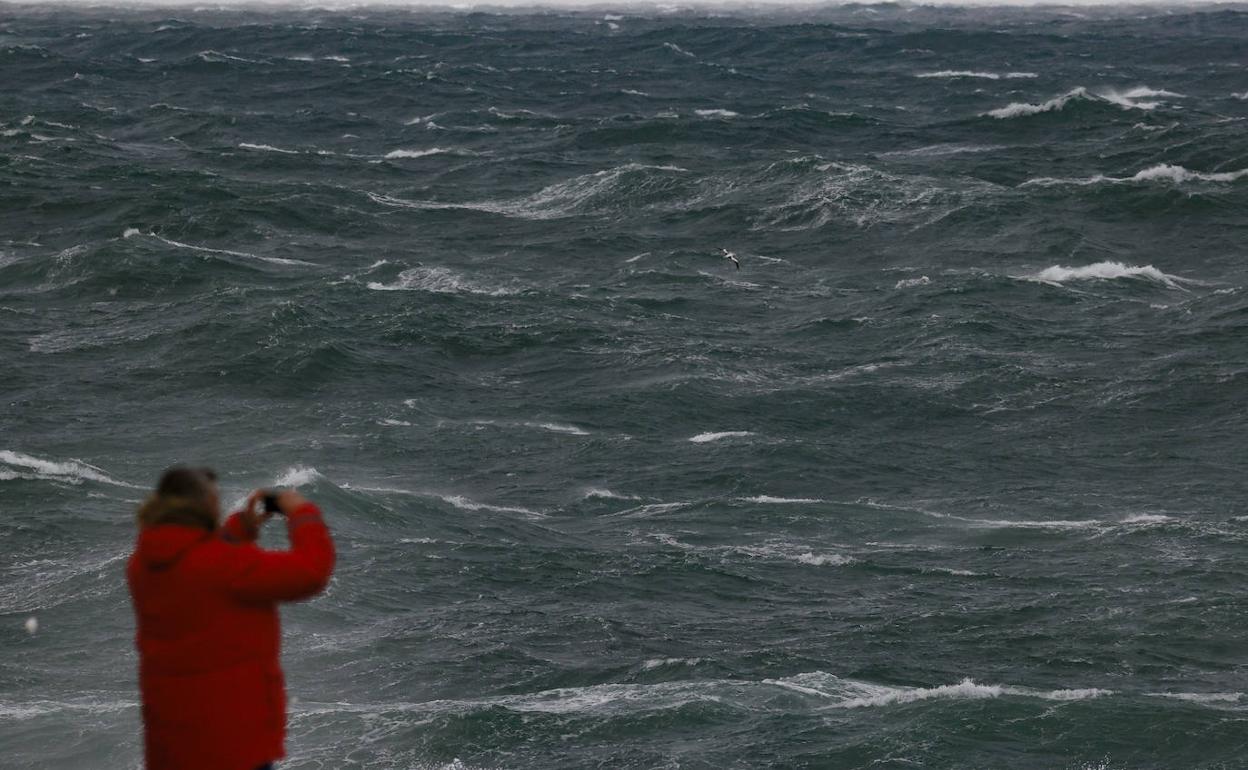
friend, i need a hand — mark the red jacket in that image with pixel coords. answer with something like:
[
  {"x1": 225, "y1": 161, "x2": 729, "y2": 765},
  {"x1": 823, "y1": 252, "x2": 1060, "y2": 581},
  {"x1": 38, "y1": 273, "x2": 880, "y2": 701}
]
[{"x1": 127, "y1": 503, "x2": 335, "y2": 770}]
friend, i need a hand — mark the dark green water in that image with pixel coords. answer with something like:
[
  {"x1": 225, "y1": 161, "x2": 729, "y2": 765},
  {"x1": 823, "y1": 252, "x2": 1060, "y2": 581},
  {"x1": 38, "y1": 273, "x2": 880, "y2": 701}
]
[{"x1": 3, "y1": 4, "x2": 1248, "y2": 768}]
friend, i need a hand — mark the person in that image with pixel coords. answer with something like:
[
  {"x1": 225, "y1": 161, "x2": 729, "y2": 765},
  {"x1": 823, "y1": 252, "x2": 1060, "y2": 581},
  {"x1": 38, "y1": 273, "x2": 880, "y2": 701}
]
[{"x1": 127, "y1": 466, "x2": 335, "y2": 770}]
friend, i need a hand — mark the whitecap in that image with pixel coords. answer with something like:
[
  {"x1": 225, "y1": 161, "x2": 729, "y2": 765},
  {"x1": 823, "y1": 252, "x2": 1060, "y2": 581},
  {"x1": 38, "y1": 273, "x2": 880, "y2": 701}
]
[
  {"x1": 984, "y1": 87, "x2": 1093, "y2": 118},
  {"x1": 695, "y1": 108, "x2": 739, "y2": 118},
  {"x1": 438, "y1": 494, "x2": 542, "y2": 517},
  {"x1": 0, "y1": 450, "x2": 138, "y2": 488},
  {"x1": 238, "y1": 142, "x2": 298, "y2": 155},
  {"x1": 741, "y1": 495, "x2": 825, "y2": 504},
  {"x1": 583, "y1": 488, "x2": 640, "y2": 500},
  {"x1": 1026, "y1": 261, "x2": 1188, "y2": 289},
  {"x1": 621, "y1": 88, "x2": 649, "y2": 97},
  {"x1": 663, "y1": 42, "x2": 696, "y2": 58},
  {"x1": 917, "y1": 70, "x2": 1037, "y2": 80},
  {"x1": 641, "y1": 657, "x2": 701, "y2": 670},
  {"x1": 365, "y1": 266, "x2": 521, "y2": 296},
  {"x1": 524, "y1": 422, "x2": 589, "y2": 436},
  {"x1": 1151, "y1": 692, "x2": 1243, "y2": 704},
  {"x1": 272, "y1": 466, "x2": 322, "y2": 487},
  {"x1": 895, "y1": 276, "x2": 931, "y2": 289},
  {"x1": 1234, "y1": 91, "x2": 1248, "y2": 100},
  {"x1": 1023, "y1": 163, "x2": 1248, "y2": 187},
  {"x1": 383, "y1": 147, "x2": 455, "y2": 159},
  {"x1": 688, "y1": 431, "x2": 755, "y2": 443}
]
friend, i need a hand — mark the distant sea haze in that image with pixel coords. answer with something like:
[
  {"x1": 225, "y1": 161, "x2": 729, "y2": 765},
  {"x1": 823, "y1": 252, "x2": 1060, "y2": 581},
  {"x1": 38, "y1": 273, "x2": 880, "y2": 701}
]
[{"x1": 3, "y1": 4, "x2": 1248, "y2": 769}]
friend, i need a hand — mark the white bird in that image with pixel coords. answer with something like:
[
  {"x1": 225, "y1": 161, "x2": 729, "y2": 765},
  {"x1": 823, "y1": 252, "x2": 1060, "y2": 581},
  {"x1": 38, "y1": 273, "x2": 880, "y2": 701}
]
[{"x1": 720, "y1": 248, "x2": 739, "y2": 270}]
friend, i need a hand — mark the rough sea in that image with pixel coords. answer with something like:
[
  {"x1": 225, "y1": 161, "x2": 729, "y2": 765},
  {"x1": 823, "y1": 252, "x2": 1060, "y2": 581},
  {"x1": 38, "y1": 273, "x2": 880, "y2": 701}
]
[{"x1": 3, "y1": 2, "x2": 1248, "y2": 767}]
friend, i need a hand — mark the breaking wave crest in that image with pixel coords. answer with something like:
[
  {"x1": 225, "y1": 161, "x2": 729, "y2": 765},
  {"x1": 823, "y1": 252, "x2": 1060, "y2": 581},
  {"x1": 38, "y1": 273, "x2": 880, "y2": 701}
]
[
  {"x1": 0, "y1": 450, "x2": 138, "y2": 488},
  {"x1": 1026, "y1": 261, "x2": 1188, "y2": 288},
  {"x1": 984, "y1": 86, "x2": 1181, "y2": 119},
  {"x1": 1023, "y1": 164, "x2": 1248, "y2": 187}
]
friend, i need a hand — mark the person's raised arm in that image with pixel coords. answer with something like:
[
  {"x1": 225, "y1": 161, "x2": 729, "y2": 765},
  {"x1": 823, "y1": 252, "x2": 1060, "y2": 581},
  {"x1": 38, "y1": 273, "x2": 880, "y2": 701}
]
[{"x1": 226, "y1": 490, "x2": 335, "y2": 603}]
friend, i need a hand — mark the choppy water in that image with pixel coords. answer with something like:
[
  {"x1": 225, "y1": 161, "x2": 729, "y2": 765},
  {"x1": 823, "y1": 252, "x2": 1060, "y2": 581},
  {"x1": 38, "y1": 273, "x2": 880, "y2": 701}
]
[{"x1": 3, "y1": 3, "x2": 1248, "y2": 768}]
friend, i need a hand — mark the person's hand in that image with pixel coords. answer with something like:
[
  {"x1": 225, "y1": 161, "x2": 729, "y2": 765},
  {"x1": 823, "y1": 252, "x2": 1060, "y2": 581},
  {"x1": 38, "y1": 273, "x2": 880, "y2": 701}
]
[
  {"x1": 274, "y1": 488, "x2": 310, "y2": 515},
  {"x1": 240, "y1": 488, "x2": 276, "y2": 534}
]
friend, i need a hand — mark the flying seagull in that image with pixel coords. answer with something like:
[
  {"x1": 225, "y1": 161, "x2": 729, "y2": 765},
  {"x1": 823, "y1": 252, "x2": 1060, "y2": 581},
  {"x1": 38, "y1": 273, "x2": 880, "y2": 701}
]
[{"x1": 720, "y1": 248, "x2": 740, "y2": 270}]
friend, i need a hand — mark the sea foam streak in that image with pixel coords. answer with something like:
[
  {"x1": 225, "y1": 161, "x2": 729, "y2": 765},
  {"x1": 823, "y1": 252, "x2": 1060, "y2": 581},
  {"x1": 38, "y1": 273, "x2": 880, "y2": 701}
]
[
  {"x1": 136, "y1": 232, "x2": 314, "y2": 267},
  {"x1": 917, "y1": 70, "x2": 1036, "y2": 80},
  {"x1": 688, "y1": 431, "x2": 755, "y2": 443},
  {"x1": 0, "y1": 450, "x2": 138, "y2": 488}
]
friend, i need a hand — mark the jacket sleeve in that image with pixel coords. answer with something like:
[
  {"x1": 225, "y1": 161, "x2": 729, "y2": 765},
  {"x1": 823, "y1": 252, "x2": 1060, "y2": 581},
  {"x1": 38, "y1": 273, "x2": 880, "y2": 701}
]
[
  {"x1": 226, "y1": 503, "x2": 336, "y2": 603},
  {"x1": 220, "y1": 511, "x2": 260, "y2": 544}
]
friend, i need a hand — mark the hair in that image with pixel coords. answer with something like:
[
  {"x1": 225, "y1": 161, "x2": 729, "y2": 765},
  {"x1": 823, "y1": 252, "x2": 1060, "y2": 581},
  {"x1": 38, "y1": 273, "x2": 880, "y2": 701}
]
[{"x1": 136, "y1": 466, "x2": 220, "y2": 530}]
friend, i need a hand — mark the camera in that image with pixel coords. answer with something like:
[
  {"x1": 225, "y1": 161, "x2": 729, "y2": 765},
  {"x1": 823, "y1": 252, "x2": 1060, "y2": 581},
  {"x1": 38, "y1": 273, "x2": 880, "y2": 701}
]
[{"x1": 262, "y1": 493, "x2": 282, "y2": 515}]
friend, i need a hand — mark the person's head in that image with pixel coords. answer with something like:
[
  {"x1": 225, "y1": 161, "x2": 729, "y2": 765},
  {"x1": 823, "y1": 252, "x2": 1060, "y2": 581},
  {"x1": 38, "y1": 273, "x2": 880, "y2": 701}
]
[{"x1": 136, "y1": 466, "x2": 220, "y2": 530}]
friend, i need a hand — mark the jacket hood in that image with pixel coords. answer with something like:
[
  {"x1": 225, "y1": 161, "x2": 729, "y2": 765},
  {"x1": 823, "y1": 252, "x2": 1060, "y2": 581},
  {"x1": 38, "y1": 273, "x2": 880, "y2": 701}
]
[{"x1": 136, "y1": 526, "x2": 210, "y2": 570}]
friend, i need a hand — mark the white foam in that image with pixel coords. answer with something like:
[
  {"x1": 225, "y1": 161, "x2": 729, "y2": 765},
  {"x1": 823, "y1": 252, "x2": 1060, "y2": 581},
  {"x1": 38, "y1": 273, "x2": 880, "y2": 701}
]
[
  {"x1": 439, "y1": 494, "x2": 543, "y2": 518},
  {"x1": 895, "y1": 275, "x2": 931, "y2": 289},
  {"x1": 1023, "y1": 163, "x2": 1248, "y2": 187},
  {"x1": 917, "y1": 70, "x2": 1036, "y2": 80},
  {"x1": 695, "y1": 108, "x2": 739, "y2": 118},
  {"x1": 641, "y1": 657, "x2": 701, "y2": 670},
  {"x1": 272, "y1": 466, "x2": 322, "y2": 487},
  {"x1": 399, "y1": 537, "x2": 438, "y2": 544},
  {"x1": 1152, "y1": 692, "x2": 1243, "y2": 704},
  {"x1": 1234, "y1": 91, "x2": 1248, "y2": 101},
  {"x1": 366, "y1": 266, "x2": 521, "y2": 296},
  {"x1": 146, "y1": 232, "x2": 315, "y2": 267},
  {"x1": 584, "y1": 488, "x2": 639, "y2": 500},
  {"x1": 238, "y1": 142, "x2": 298, "y2": 154},
  {"x1": 1120, "y1": 513, "x2": 1174, "y2": 525},
  {"x1": 378, "y1": 418, "x2": 413, "y2": 427},
  {"x1": 384, "y1": 147, "x2": 453, "y2": 159},
  {"x1": 688, "y1": 431, "x2": 755, "y2": 443},
  {"x1": 827, "y1": 678, "x2": 1112, "y2": 709},
  {"x1": 1027, "y1": 261, "x2": 1187, "y2": 289},
  {"x1": 621, "y1": 88, "x2": 649, "y2": 96},
  {"x1": 984, "y1": 85, "x2": 1180, "y2": 119},
  {"x1": 663, "y1": 42, "x2": 696, "y2": 58},
  {"x1": 197, "y1": 49, "x2": 259, "y2": 64},
  {"x1": 985, "y1": 87, "x2": 1091, "y2": 118},
  {"x1": 0, "y1": 450, "x2": 138, "y2": 488},
  {"x1": 524, "y1": 421, "x2": 589, "y2": 436},
  {"x1": 742, "y1": 495, "x2": 825, "y2": 504},
  {"x1": 122, "y1": 227, "x2": 141, "y2": 238}
]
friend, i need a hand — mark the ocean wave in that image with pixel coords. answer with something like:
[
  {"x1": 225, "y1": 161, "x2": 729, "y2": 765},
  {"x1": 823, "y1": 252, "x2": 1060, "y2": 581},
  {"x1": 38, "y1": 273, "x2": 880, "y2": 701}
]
[
  {"x1": 740, "y1": 495, "x2": 826, "y2": 504},
  {"x1": 365, "y1": 163, "x2": 688, "y2": 221},
  {"x1": 983, "y1": 85, "x2": 1180, "y2": 119},
  {"x1": 688, "y1": 431, "x2": 755, "y2": 443},
  {"x1": 365, "y1": 266, "x2": 522, "y2": 296},
  {"x1": 0, "y1": 450, "x2": 138, "y2": 488},
  {"x1": 0, "y1": 698, "x2": 135, "y2": 721},
  {"x1": 694, "y1": 108, "x2": 739, "y2": 118},
  {"x1": 1025, "y1": 261, "x2": 1188, "y2": 289},
  {"x1": 272, "y1": 466, "x2": 323, "y2": 487},
  {"x1": 1022, "y1": 163, "x2": 1248, "y2": 187},
  {"x1": 342, "y1": 483, "x2": 543, "y2": 518},
  {"x1": 917, "y1": 70, "x2": 1037, "y2": 80}
]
